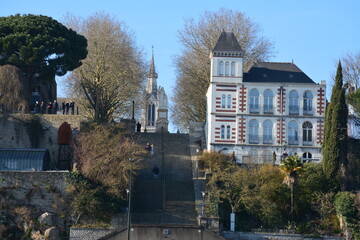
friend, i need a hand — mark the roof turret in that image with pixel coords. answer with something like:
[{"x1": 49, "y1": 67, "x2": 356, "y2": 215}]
[{"x1": 212, "y1": 32, "x2": 244, "y2": 57}]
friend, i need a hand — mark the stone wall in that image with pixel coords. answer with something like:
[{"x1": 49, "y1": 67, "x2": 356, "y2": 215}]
[
  {"x1": 0, "y1": 171, "x2": 71, "y2": 237},
  {"x1": 0, "y1": 113, "x2": 82, "y2": 169}
]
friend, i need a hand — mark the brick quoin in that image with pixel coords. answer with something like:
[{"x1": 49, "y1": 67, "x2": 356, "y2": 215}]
[
  {"x1": 239, "y1": 85, "x2": 247, "y2": 112},
  {"x1": 317, "y1": 88, "x2": 325, "y2": 115}
]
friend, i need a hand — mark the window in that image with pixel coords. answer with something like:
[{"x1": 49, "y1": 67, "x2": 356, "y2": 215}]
[
  {"x1": 249, "y1": 119, "x2": 259, "y2": 143},
  {"x1": 261, "y1": 150, "x2": 273, "y2": 164},
  {"x1": 221, "y1": 125, "x2": 225, "y2": 139},
  {"x1": 303, "y1": 91, "x2": 313, "y2": 115},
  {"x1": 147, "y1": 103, "x2": 156, "y2": 126},
  {"x1": 302, "y1": 121, "x2": 313, "y2": 145},
  {"x1": 227, "y1": 95, "x2": 231, "y2": 108},
  {"x1": 288, "y1": 121, "x2": 299, "y2": 145},
  {"x1": 263, "y1": 120, "x2": 273, "y2": 144},
  {"x1": 247, "y1": 149, "x2": 259, "y2": 164},
  {"x1": 302, "y1": 152, "x2": 312, "y2": 163},
  {"x1": 226, "y1": 125, "x2": 231, "y2": 139},
  {"x1": 231, "y1": 62, "x2": 235, "y2": 76},
  {"x1": 249, "y1": 89, "x2": 260, "y2": 113},
  {"x1": 263, "y1": 89, "x2": 274, "y2": 113},
  {"x1": 225, "y1": 62, "x2": 230, "y2": 76},
  {"x1": 289, "y1": 90, "x2": 299, "y2": 115},
  {"x1": 221, "y1": 94, "x2": 226, "y2": 108},
  {"x1": 219, "y1": 61, "x2": 224, "y2": 76}
]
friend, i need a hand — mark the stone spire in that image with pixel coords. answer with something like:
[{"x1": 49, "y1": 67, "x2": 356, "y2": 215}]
[{"x1": 146, "y1": 51, "x2": 158, "y2": 95}]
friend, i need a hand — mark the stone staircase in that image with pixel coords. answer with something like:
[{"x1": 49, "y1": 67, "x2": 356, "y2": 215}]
[{"x1": 131, "y1": 132, "x2": 197, "y2": 225}]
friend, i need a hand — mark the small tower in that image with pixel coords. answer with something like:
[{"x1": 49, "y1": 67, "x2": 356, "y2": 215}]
[{"x1": 141, "y1": 52, "x2": 169, "y2": 133}]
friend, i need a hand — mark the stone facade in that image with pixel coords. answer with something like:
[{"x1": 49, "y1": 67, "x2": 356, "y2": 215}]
[
  {"x1": 0, "y1": 113, "x2": 82, "y2": 169},
  {"x1": 206, "y1": 32, "x2": 326, "y2": 164},
  {"x1": 140, "y1": 54, "x2": 169, "y2": 133}
]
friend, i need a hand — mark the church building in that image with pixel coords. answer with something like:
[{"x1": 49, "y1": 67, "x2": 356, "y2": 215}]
[
  {"x1": 206, "y1": 32, "x2": 326, "y2": 164},
  {"x1": 141, "y1": 54, "x2": 169, "y2": 133}
]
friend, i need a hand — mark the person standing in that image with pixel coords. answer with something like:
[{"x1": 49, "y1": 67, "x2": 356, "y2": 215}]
[
  {"x1": 62, "y1": 102, "x2": 65, "y2": 114},
  {"x1": 152, "y1": 166, "x2": 160, "y2": 179},
  {"x1": 53, "y1": 100, "x2": 59, "y2": 114},
  {"x1": 65, "y1": 102, "x2": 70, "y2": 114}
]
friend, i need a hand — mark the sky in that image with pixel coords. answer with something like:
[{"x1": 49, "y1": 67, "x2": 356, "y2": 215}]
[{"x1": 1, "y1": 0, "x2": 359, "y2": 131}]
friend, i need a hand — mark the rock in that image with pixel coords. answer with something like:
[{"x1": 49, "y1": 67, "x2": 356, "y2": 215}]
[
  {"x1": 38, "y1": 212, "x2": 55, "y2": 226},
  {"x1": 44, "y1": 227, "x2": 60, "y2": 240}
]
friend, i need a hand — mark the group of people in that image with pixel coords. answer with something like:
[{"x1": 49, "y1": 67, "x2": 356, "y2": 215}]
[
  {"x1": 145, "y1": 142, "x2": 155, "y2": 156},
  {"x1": 33, "y1": 100, "x2": 76, "y2": 115}
]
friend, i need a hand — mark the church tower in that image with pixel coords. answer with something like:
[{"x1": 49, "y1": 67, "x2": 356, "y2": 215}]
[{"x1": 141, "y1": 53, "x2": 169, "y2": 133}]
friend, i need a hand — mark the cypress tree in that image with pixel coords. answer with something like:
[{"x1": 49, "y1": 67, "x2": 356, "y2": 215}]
[{"x1": 322, "y1": 61, "x2": 348, "y2": 190}]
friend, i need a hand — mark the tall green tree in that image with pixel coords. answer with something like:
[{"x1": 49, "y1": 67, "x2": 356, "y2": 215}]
[
  {"x1": 64, "y1": 12, "x2": 146, "y2": 122},
  {"x1": 172, "y1": 8, "x2": 275, "y2": 130},
  {"x1": 322, "y1": 61, "x2": 348, "y2": 190},
  {"x1": 0, "y1": 14, "x2": 87, "y2": 103}
]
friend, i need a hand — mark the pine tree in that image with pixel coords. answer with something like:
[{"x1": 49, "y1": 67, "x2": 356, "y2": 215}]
[{"x1": 322, "y1": 61, "x2": 348, "y2": 190}]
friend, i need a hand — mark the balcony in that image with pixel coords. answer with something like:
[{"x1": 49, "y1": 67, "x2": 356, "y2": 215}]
[
  {"x1": 289, "y1": 106, "x2": 299, "y2": 115},
  {"x1": 248, "y1": 135, "x2": 259, "y2": 144},
  {"x1": 288, "y1": 137, "x2": 299, "y2": 145}
]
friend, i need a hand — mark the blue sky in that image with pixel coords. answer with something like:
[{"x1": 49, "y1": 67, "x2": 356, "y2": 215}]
[{"x1": 2, "y1": 0, "x2": 359, "y2": 131}]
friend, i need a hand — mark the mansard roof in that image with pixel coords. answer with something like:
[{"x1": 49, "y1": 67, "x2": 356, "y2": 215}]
[
  {"x1": 212, "y1": 32, "x2": 244, "y2": 57},
  {"x1": 243, "y1": 62, "x2": 315, "y2": 84},
  {"x1": 147, "y1": 54, "x2": 158, "y2": 79}
]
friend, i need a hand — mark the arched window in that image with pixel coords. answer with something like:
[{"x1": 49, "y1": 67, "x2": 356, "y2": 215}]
[
  {"x1": 147, "y1": 103, "x2": 156, "y2": 126},
  {"x1": 221, "y1": 125, "x2": 225, "y2": 139},
  {"x1": 302, "y1": 121, "x2": 313, "y2": 145},
  {"x1": 249, "y1": 119, "x2": 259, "y2": 143},
  {"x1": 263, "y1": 120, "x2": 273, "y2": 144},
  {"x1": 151, "y1": 104, "x2": 156, "y2": 126},
  {"x1": 227, "y1": 95, "x2": 231, "y2": 108},
  {"x1": 261, "y1": 150, "x2": 273, "y2": 164},
  {"x1": 219, "y1": 61, "x2": 224, "y2": 76},
  {"x1": 247, "y1": 149, "x2": 259, "y2": 164},
  {"x1": 221, "y1": 94, "x2": 226, "y2": 108},
  {"x1": 288, "y1": 121, "x2": 299, "y2": 145},
  {"x1": 249, "y1": 89, "x2": 260, "y2": 113},
  {"x1": 289, "y1": 90, "x2": 299, "y2": 114},
  {"x1": 226, "y1": 125, "x2": 231, "y2": 139},
  {"x1": 147, "y1": 104, "x2": 151, "y2": 122},
  {"x1": 302, "y1": 152, "x2": 312, "y2": 163},
  {"x1": 263, "y1": 89, "x2": 274, "y2": 113},
  {"x1": 303, "y1": 91, "x2": 313, "y2": 115},
  {"x1": 231, "y1": 62, "x2": 235, "y2": 76},
  {"x1": 225, "y1": 62, "x2": 230, "y2": 76}
]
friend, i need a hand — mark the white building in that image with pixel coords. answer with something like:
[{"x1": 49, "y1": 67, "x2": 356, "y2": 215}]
[
  {"x1": 206, "y1": 32, "x2": 326, "y2": 164},
  {"x1": 141, "y1": 54, "x2": 169, "y2": 133}
]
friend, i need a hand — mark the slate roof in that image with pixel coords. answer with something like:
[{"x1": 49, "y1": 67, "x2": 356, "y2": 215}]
[
  {"x1": 0, "y1": 149, "x2": 50, "y2": 171},
  {"x1": 243, "y1": 62, "x2": 315, "y2": 84},
  {"x1": 147, "y1": 54, "x2": 158, "y2": 79},
  {"x1": 212, "y1": 32, "x2": 244, "y2": 56}
]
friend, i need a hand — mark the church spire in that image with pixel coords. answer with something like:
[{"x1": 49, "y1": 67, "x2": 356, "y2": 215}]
[
  {"x1": 146, "y1": 47, "x2": 158, "y2": 94},
  {"x1": 147, "y1": 46, "x2": 158, "y2": 79}
]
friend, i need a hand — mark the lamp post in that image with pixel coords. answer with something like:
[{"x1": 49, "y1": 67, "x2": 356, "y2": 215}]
[
  {"x1": 127, "y1": 158, "x2": 133, "y2": 240},
  {"x1": 201, "y1": 191, "x2": 205, "y2": 216},
  {"x1": 196, "y1": 149, "x2": 199, "y2": 180}
]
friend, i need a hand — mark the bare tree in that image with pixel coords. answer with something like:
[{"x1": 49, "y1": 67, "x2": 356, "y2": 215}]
[
  {"x1": 64, "y1": 12, "x2": 146, "y2": 122},
  {"x1": 342, "y1": 52, "x2": 360, "y2": 89},
  {"x1": 172, "y1": 8, "x2": 275, "y2": 130},
  {"x1": 0, "y1": 65, "x2": 30, "y2": 113}
]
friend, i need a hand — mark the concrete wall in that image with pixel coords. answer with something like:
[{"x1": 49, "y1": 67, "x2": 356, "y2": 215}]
[
  {"x1": 0, "y1": 113, "x2": 82, "y2": 169},
  {"x1": 98, "y1": 225, "x2": 225, "y2": 240},
  {"x1": 221, "y1": 232, "x2": 343, "y2": 240}
]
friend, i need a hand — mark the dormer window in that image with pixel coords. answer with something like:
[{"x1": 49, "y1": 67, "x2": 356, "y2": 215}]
[
  {"x1": 263, "y1": 73, "x2": 267, "y2": 78},
  {"x1": 289, "y1": 74, "x2": 294, "y2": 78}
]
